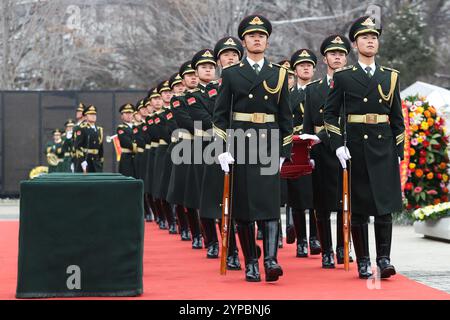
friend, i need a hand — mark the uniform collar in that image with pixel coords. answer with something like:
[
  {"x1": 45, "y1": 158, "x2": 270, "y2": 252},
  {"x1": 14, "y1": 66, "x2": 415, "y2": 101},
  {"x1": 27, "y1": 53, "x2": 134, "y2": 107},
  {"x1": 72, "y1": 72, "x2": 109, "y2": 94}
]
[
  {"x1": 246, "y1": 56, "x2": 264, "y2": 70},
  {"x1": 358, "y1": 61, "x2": 376, "y2": 75}
]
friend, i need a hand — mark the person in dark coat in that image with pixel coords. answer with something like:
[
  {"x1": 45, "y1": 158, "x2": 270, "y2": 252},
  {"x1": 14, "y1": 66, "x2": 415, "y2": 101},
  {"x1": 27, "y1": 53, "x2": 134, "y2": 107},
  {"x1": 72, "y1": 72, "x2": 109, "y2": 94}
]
[
  {"x1": 324, "y1": 16, "x2": 404, "y2": 279},
  {"x1": 213, "y1": 15, "x2": 293, "y2": 282}
]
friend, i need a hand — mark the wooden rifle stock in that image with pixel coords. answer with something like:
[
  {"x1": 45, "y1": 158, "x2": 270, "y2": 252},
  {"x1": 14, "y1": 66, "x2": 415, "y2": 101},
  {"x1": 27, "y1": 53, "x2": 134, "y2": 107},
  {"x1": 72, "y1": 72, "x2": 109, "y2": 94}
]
[
  {"x1": 220, "y1": 171, "x2": 231, "y2": 275},
  {"x1": 342, "y1": 167, "x2": 351, "y2": 271}
]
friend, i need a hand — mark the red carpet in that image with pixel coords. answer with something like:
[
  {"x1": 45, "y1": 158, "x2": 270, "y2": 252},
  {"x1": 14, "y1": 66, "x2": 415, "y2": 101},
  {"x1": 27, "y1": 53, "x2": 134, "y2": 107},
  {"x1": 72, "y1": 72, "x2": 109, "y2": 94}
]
[{"x1": 0, "y1": 221, "x2": 449, "y2": 300}]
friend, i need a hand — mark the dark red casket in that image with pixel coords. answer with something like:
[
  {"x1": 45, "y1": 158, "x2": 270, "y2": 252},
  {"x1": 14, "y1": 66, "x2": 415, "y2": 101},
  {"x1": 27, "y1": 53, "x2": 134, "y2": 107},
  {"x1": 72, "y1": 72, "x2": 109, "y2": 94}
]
[{"x1": 280, "y1": 136, "x2": 313, "y2": 179}]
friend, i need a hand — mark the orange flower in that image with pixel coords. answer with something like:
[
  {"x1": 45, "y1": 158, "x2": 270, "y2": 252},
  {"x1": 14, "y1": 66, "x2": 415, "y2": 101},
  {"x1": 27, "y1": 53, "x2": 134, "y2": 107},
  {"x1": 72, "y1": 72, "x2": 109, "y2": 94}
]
[
  {"x1": 427, "y1": 172, "x2": 434, "y2": 180},
  {"x1": 428, "y1": 106, "x2": 436, "y2": 114},
  {"x1": 410, "y1": 149, "x2": 416, "y2": 156},
  {"x1": 411, "y1": 125, "x2": 419, "y2": 131},
  {"x1": 424, "y1": 110, "x2": 431, "y2": 118},
  {"x1": 415, "y1": 169, "x2": 424, "y2": 178},
  {"x1": 427, "y1": 118, "x2": 434, "y2": 126},
  {"x1": 439, "y1": 162, "x2": 447, "y2": 170},
  {"x1": 434, "y1": 199, "x2": 441, "y2": 205}
]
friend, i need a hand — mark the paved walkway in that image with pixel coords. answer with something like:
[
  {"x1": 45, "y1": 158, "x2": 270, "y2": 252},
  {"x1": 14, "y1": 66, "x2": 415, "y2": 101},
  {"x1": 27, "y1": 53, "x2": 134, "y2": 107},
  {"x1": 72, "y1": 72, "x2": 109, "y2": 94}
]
[{"x1": 1, "y1": 201, "x2": 449, "y2": 294}]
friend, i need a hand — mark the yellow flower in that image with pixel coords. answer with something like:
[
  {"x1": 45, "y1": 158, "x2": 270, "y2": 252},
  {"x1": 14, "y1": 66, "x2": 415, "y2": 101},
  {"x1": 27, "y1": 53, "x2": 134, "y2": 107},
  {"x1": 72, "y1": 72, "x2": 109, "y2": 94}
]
[
  {"x1": 418, "y1": 137, "x2": 424, "y2": 143},
  {"x1": 416, "y1": 107, "x2": 424, "y2": 114},
  {"x1": 421, "y1": 122, "x2": 429, "y2": 130},
  {"x1": 443, "y1": 174, "x2": 449, "y2": 182},
  {"x1": 409, "y1": 112, "x2": 414, "y2": 118},
  {"x1": 409, "y1": 163, "x2": 416, "y2": 169},
  {"x1": 419, "y1": 213, "x2": 425, "y2": 220}
]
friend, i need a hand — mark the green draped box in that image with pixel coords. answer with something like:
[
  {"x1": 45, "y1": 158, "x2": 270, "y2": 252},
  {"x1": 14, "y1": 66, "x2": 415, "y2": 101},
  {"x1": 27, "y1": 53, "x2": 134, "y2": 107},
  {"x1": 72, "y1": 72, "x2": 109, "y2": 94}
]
[{"x1": 16, "y1": 175, "x2": 144, "y2": 298}]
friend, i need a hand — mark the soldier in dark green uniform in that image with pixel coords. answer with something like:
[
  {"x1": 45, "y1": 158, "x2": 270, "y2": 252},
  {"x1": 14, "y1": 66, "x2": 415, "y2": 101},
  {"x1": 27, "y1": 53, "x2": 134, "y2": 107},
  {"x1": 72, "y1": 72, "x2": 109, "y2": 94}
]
[
  {"x1": 74, "y1": 105, "x2": 104, "y2": 173},
  {"x1": 285, "y1": 50, "x2": 322, "y2": 258},
  {"x1": 213, "y1": 15, "x2": 293, "y2": 282},
  {"x1": 198, "y1": 37, "x2": 244, "y2": 269},
  {"x1": 61, "y1": 119, "x2": 75, "y2": 172},
  {"x1": 302, "y1": 35, "x2": 355, "y2": 268},
  {"x1": 162, "y1": 73, "x2": 191, "y2": 241},
  {"x1": 46, "y1": 129, "x2": 64, "y2": 173},
  {"x1": 153, "y1": 81, "x2": 177, "y2": 234},
  {"x1": 187, "y1": 48, "x2": 221, "y2": 258},
  {"x1": 167, "y1": 61, "x2": 204, "y2": 249},
  {"x1": 324, "y1": 16, "x2": 404, "y2": 279},
  {"x1": 134, "y1": 99, "x2": 154, "y2": 221},
  {"x1": 116, "y1": 103, "x2": 137, "y2": 177},
  {"x1": 72, "y1": 103, "x2": 86, "y2": 172},
  {"x1": 146, "y1": 89, "x2": 167, "y2": 229}
]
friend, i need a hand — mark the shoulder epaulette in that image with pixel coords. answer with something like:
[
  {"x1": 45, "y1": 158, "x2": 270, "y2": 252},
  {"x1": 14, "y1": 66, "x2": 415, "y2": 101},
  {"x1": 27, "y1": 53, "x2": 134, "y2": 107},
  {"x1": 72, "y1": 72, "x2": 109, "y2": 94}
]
[
  {"x1": 223, "y1": 61, "x2": 240, "y2": 70},
  {"x1": 156, "y1": 109, "x2": 164, "y2": 115},
  {"x1": 306, "y1": 79, "x2": 321, "y2": 87},
  {"x1": 381, "y1": 66, "x2": 400, "y2": 74},
  {"x1": 80, "y1": 123, "x2": 88, "y2": 128},
  {"x1": 118, "y1": 124, "x2": 127, "y2": 129},
  {"x1": 271, "y1": 62, "x2": 284, "y2": 69},
  {"x1": 209, "y1": 80, "x2": 219, "y2": 85},
  {"x1": 335, "y1": 65, "x2": 353, "y2": 73},
  {"x1": 188, "y1": 88, "x2": 200, "y2": 93}
]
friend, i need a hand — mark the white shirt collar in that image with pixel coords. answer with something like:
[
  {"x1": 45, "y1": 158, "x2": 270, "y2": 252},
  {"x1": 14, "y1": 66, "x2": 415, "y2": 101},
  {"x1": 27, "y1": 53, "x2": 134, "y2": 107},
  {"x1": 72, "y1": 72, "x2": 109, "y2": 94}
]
[
  {"x1": 358, "y1": 61, "x2": 376, "y2": 75},
  {"x1": 246, "y1": 57, "x2": 264, "y2": 70},
  {"x1": 326, "y1": 74, "x2": 333, "y2": 85}
]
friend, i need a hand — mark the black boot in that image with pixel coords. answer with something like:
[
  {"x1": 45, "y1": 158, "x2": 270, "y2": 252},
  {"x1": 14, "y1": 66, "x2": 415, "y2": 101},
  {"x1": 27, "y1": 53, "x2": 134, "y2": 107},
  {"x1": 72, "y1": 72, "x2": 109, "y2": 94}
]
[
  {"x1": 336, "y1": 211, "x2": 354, "y2": 264},
  {"x1": 187, "y1": 208, "x2": 202, "y2": 249},
  {"x1": 201, "y1": 218, "x2": 219, "y2": 258},
  {"x1": 175, "y1": 205, "x2": 191, "y2": 241},
  {"x1": 375, "y1": 220, "x2": 396, "y2": 279},
  {"x1": 144, "y1": 194, "x2": 154, "y2": 222},
  {"x1": 256, "y1": 221, "x2": 263, "y2": 240},
  {"x1": 237, "y1": 222, "x2": 261, "y2": 282},
  {"x1": 309, "y1": 210, "x2": 321, "y2": 255},
  {"x1": 226, "y1": 222, "x2": 241, "y2": 270},
  {"x1": 285, "y1": 206, "x2": 296, "y2": 244},
  {"x1": 263, "y1": 220, "x2": 283, "y2": 282},
  {"x1": 296, "y1": 238, "x2": 308, "y2": 258},
  {"x1": 351, "y1": 223, "x2": 373, "y2": 279},
  {"x1": 316, "y1": 213, "x2": 335, "y2": 269},
  {"x1": 292, "y1": 208, "x2": 308, "y2": 257},
  {"x1": 278, "y1": 220, "x2": 283, "y2": 248},
  {"x1": 162, "y1": 200, "x2": 177, "y2": 234}
]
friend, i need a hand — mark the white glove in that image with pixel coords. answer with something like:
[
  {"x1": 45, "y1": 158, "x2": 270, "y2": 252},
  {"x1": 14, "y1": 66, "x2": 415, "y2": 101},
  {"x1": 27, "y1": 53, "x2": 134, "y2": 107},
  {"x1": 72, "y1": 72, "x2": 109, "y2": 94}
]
[
  {"x1": 309, "y1": 159, "x2": 315, "y2": 169},
  {"x1": 336, "y1": 146, "x2": 351, "y2": 169},
  {"x1": 279, "y1": 157, "x2": 286, "y2": 171},
  {"x1": 398, "y1": 157, "x2": 401, "y2": 165},
  {"x1": 66, "y1": 131, "x2": 73, "y2": 139},
  {"x1": 81, "y1": 160, "x2": 88, "y2": 172},
  {"x1": 299, "y1": 134, "x2": 321, "y2": 145},
  {"x1": 70, "y1": 163, "x2": 74, "y2": 173},
  {"x1": 218, "y1": 152, "x2": 235, "y2": 173}
]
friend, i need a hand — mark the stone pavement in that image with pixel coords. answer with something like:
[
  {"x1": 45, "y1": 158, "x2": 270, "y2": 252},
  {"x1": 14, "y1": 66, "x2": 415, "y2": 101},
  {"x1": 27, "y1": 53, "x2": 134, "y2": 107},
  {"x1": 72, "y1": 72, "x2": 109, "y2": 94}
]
[{"x1": 1, "y1": 201, "x2": 449, "y2": 295}]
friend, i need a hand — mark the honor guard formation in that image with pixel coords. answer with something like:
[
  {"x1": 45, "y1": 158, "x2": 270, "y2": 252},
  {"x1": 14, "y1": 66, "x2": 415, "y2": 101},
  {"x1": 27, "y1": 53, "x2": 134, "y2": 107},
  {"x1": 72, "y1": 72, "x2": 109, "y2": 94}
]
[{"x1": 45, "y1": 14, "x2": 404, "y2": 282}]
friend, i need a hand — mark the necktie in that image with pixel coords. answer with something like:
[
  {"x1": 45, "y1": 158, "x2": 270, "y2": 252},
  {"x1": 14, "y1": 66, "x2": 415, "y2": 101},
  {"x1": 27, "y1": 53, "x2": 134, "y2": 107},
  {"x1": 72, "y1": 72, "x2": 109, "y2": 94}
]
[
  {"x1": 253, "y1": 63, "x2": 260, "y2": 75},
  {"x1": 365, "y1": 66, "x2": 373, "y2": 79}
]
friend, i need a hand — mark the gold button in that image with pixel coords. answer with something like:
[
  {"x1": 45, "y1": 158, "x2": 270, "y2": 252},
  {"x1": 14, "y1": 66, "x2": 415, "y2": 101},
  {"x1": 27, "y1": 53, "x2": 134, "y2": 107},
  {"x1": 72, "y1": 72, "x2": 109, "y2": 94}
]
[
  {"x1": 379, "y1": 99, "x2": 382, "y2": 103},
  {"x1": 292, "y1": 115, "x2": 295, "y2": 118},
  {"x1": 378, "y1": 135, "x2": 382, "y2": 139},
  {"x1": 249, "y1": 94, "x2": 253, "y2": 99},
  {"x1": 261, "y1": 133, "x2": 266, "y2": 138},
  {"x1": 363, "y1": 98, "x2": 368, "y2": 102},
  {"x1": 264, "y1": 95, "x2": 268, "y2": 100},
  {"x1": 320, "y1": 109, "x2": 323, "y2": 113},
  {"x1": 364, "y1": 134, "x2": 368, "y2": 140},
  {"x1": 246, "y1": 133, "x2": 252, "y2": 138}
]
